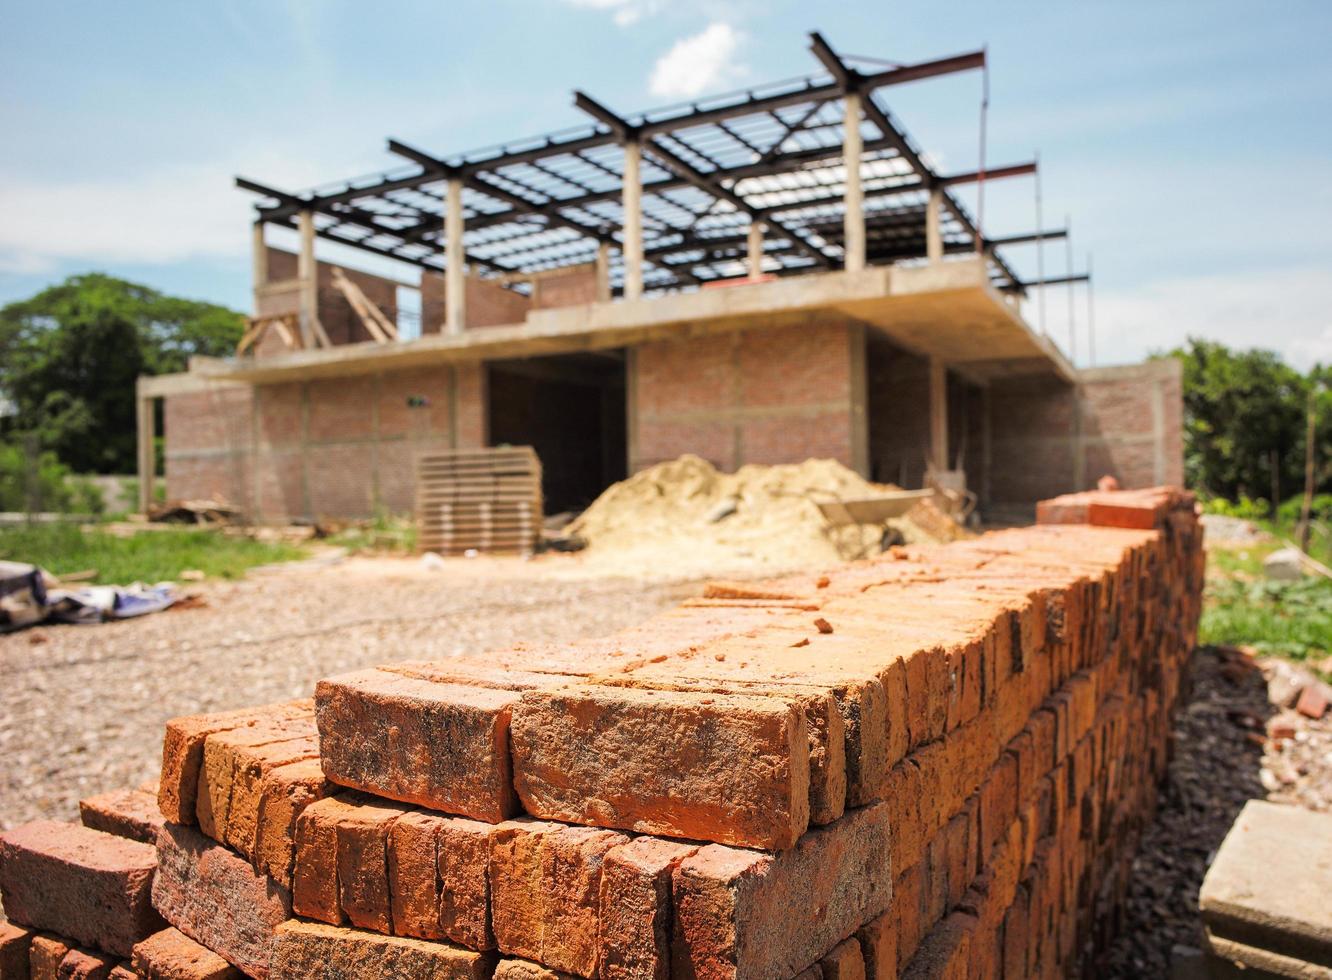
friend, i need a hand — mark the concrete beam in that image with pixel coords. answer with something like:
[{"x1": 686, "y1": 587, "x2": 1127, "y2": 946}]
[
  {"x1": 135, "y1": 389, "x2": 155, "y2": 514},
  {"x1": 622, "y1": 141, "x2": 644, "y2": 300},
  {"x1": 842, "y1": 93, "x2": 865, "y2": 273},
  {"x1": 445, "y1": 177, "x2": 466, "y2": 334},
  {"x1": 251, "y1": 222, "x2": 267, "y2": 297},
  {"x1": 595, "y1": 242, "x2": 611, "y2": 303}
]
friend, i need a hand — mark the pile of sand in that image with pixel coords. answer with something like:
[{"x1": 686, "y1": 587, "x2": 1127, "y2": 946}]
[{"x1": 565, "y1": 454, "x2": 966, "y2": 575}]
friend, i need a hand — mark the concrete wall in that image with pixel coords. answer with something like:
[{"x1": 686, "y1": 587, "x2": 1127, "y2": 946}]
[
  {"x1": 164, "y1": 365, "x2": 486, "y2": 521},
  {"x1": 629, "y1": 321, "x2": 866, "y2": 474},
  {"x1": 987, "y1": 359, "x2": 1184, "y2": 509}
]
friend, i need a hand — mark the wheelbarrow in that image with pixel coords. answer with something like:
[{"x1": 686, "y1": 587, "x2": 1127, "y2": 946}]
[{"x1": 810, "y1": 488, "x2": 937, "y2": 559}]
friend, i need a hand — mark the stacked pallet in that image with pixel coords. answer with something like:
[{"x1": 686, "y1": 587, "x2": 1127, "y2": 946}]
[
  {"x1": 0, "y1": 487, "x2": 1203, "y2": 980},
  {"x1": 416, "y1": 447, "x2": 543, "y2": 557}
]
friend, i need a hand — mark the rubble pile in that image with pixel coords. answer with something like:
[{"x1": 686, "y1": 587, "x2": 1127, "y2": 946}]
[{"x1": 0, "y1": 487, "x2": 1204, "y2": 979}]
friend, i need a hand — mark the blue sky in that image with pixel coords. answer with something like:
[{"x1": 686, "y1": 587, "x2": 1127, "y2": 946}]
[{"x1": 2, "y1": 0, "x2": 1329, "y2": 368}]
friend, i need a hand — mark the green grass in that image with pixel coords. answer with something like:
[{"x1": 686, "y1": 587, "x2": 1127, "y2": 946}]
[
  {"x1": 0, "y1": 522, "x2": 309, "y2": 584},
  {"x1": 323, "y1": 511, "x2": 417, "y2": 555}
]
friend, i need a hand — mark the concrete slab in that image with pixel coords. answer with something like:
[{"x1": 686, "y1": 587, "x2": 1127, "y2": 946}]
[
  {"x1": 190, "y1": 259, "x2": 1073, "y2": 386},
  {"x1": 1199, "y1": 799, "x2": 1332, "y2": 973}
]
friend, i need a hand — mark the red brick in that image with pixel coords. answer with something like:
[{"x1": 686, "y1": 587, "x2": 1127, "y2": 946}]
[
  {"x1": 489, "y1": 820, "x2": 629, "y2": 976},
  {"x1": 314, "y1": 669, "x2": 525, "y2": 821},
  {"x1": 132, "y1": 927, "x2": 242, "y2": 979},
  {"x1": 597, "y1": 836, "x2": 698, "y2": 980},
  {"x1": 0, "y1": 923, "x2": 35, "y2": 978},
  {"x1": 29, "y1": 936, "x2": 72, "y2": 980},
  {"x1": 820, "y1": 938, "x2": 866, "y2": 980},
  {"x1": 0, "y1": 821, "x2": 162, "y2": 958},
  {"x1": 151, "y1": 823, "x2": 291, "y2": 979},
  {"x1": 157, "y1": 700, "x2": 313, "y2": 825},
  {"x1": 857, "y1": 910, "x2": 898, "y2": 980},
  {"x1": 492, "y1": 960, "x2": 579, "y2": 980},
  {"x1": 253, "y1": 758, "x2": 330, "y2": 889},
  {"x1": 270, "y1": 921, "x2": 495, "y2": 979},
  {"x1": 54, "y1": 947, "x2": 118, "y2": 979},
  {"x1": 671, "y1": 803, "x2": 892, "y2": 979},
  {"x1": 335, "y1": 798, "x2": 409, "y2": 934},
  {"x1": 511, "y1": 684, "x2": 810, "y2": 850},
  {"x1": 79, "y1": 787, "x2": 165, "y2": 845}
]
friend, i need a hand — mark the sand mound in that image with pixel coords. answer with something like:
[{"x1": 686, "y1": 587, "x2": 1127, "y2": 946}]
[{"x1": 566, "y1": 454, "x2": 966, "y2": 574}]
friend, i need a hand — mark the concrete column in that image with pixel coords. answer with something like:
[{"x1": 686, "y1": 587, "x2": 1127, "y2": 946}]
[
  {"x1": 445, "y1": 177, "x2": 466, "y2": 334},
  {"x1": 747, "y1": 220, "x2": 765, "y2": 281},
  {"x1": 251, "y1": 221, "x2": 267, "y2": 298},
  {"x1": 926, "y1": 187, "x2": 943, "y2": 263},
  {"x1": 622, "y1": 140, "x2": 644, "y2": 300},
  {"x1": 842, "y1": 92, "x2": 865, "y2": 273},
  {"x1": 296, "y1": 210, "x2": 317, "y2": 348},
  {"x1": 135, "y1": 383, "x2": 155, "y2": 514},
  {"x1": 594, "y1": 242, "x2": 612, "y2": 302},
  {"x1": 929, "y1": 355, "x2": 948, "y2": 475}
]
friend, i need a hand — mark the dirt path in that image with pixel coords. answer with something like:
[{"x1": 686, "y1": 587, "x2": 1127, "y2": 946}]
[{"x1": 0, "y1": 554, "x2": 698, "y2": 831}]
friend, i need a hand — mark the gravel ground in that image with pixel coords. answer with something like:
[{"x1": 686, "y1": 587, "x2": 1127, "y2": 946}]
[
  {"x1": 0, "y1": 553, "x2": 697, "y2": 832},
  {"x1": 1099, "y1": 645, "x2": 1319, "y2": 978}
]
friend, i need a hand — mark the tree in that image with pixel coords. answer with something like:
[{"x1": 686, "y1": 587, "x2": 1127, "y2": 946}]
[
  {"x1": 0, "y1": 273, "x2": 244, "y2": 474},
  {"x1": 1166, "y1": 339, "x2": 1308, "y2": 504}
]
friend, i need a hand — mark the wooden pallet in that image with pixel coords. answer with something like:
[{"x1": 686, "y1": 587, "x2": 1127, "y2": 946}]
[{"x1": 415, "y1": 446, "x2": 542, "y2": 556}]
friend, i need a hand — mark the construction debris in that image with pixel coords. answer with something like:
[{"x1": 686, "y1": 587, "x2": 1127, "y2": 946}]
[{"x1": 0, "y1": 487, "x2": 1204, "y2": 978}]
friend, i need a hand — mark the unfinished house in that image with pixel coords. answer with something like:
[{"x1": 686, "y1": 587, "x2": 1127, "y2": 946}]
[{"x1": 138, "y1": 33, "x2": 1182, "y2": 522}]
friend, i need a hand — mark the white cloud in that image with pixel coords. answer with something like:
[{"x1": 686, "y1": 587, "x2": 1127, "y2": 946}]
[
  {"x1": 564, "y1": 0, "x2": 663, "y2": 27},
  {"x1": 649, "y1": 23, "x2": 747, "y2": 99},
  {"x1": 1042, "y1": 265, "x2": 1332, "y2": 370}
]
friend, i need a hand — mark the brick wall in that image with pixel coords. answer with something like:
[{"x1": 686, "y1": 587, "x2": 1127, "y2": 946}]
[
  {"x1": 988, "y1": 359, "x2": 1184, "y2": 510},
  {"x1": 258, "y1": 248, "x2": 400, "y2": 353},
  {"x1": 420, "y1": 272, "x2": 532, "y2": 332},
  {"x1": 631, "y1": 322, "x2": 864, "y2": 473},
  {"x1": 165, "y1": 364, "x2": 488, "y2": 522}
]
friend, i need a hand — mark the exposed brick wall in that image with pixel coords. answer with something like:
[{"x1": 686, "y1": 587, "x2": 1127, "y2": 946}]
[
  {"x1": 165, "y1": 366, "x2": 485, "y2": 522},
  {"x1": 420, "y1": 272, "x2": 532, "y2": 332},
  {"x1": 258, "y1": 248, "x2": 400, "y2": 352},
  {"x1": 632, "y1": 322, "x2": 861, "y2": 472},
  {"x1": 988, "y1": 359, "x2": 1184, "y2": 510},
  {"x1": 531, "y1": 267, "x2": 597, "y2": 309}
]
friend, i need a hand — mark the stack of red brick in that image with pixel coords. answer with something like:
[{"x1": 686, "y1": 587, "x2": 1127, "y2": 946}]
[{"x1": 0, "y1": 487, "x2": 1203, "y2": 980}]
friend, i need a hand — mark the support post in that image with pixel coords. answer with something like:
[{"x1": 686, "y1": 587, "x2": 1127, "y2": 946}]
[
  {"x1": 842, "y1": 92, "x2": 865, "y2": 272},
  {"x1": 928, "y1": 356, "x2": 948, "y2": 476},
  {"x1": 296, "y1": 210, "x2": 317, "y2": 348},
  {"x1": 622, "y1": 140, "x2": 644, "y2": 300},
  {"x1": 251, "y1": 221, "x2": 267, "y2": 299},
  {"x1": 747, "y1": 220, "x2": 765, "y2": 280},
  {"x1": 445, "y1": 177, "x2": 466, "y2": 334},
  {"x1": 594, "y1": 242, "x2": 611, "y2": 302},
  {"x1": 926, "y1": 187, "x2": 943, "y2": 263},
  {"x1": 136, "y1": 382, "x2": 155, "y2": 514}
]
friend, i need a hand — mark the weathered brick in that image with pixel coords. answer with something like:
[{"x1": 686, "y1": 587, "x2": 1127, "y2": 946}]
[
  {"x1": 672, "y1": 803, "x2": 892, "y2": 979},
  {"x1": 293, "y1": 796, "x2": 355, "y2": 924},
  {"x1": 79, "y1": 787, "x2": 165, "y2": 845},
  {"x1": 820, "y1": 938, "x2": 866, "y2": 980},
  {"x1": 196, "y1": 715, "x2": 318, "y2": 848},
  {"x1": 490, "y1": 820, "x2": 630, "y2": 976},
  {"x1": 270, "y1": 921, "x2": 495, "y2": 979},
  {"x1": 856, "y1": 911, "x2": 897, "y2": 980},
  {"x1": 0, "y1": 923, "x2": 35, "y2": 979},
  {"x1": 253, "y1": 758, "x2": 330, "y2": 889},
  {"x1": 315, "y1": 669, "x2": 522, "y2": 821},
  {"x1": 158, "y1": 700, "x2": 313, "y2": 825},
  {"x1": 492, "y1": 960, "x2": 580, "y2": 980},
  {"x1": 54, "y1": 948, "x2": 118, "y2": 980},
  {"x1": 597, "y1": 836, "x2": 699, "y2": 980},
  {"x1": 388, "y1": 811, "x2": 494, "y2": 949},
  {"x1": 335, "y1": 798, "x2": 408, "y2": 933},
  {"x1": 132, "y1": 927, "x2": 242, "y2": 980},
  {"x1": 511, "y1": 684, "x2": 810, "y2": 849},
  {"x1": 0, "y1": 821, "x2": 162, "y2": 958},
  {"x1": 151, "y1": 823, "x2": 291, "y2": 979},
  {"x1": 28, "y1": 936, "x2": 71, "y2": 980}
]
